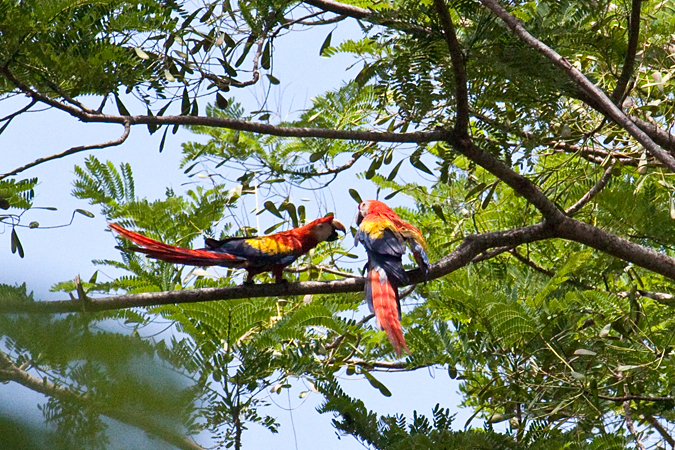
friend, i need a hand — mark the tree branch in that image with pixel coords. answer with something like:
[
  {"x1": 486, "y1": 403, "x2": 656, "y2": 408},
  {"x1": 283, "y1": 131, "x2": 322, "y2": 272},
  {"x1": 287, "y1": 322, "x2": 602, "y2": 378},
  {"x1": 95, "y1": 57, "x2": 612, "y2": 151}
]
[
  {"x1": 1, "y1": 120, "x2": 131, "y2": 179},
  {"x1": 302, "y1": 0, "x2": 432, "y2": 36},
  {"x1": 302, "y1": 0, "x2": 369, "y2": 19},
  {"x1": 565, "y1": 161, "x2": 615, "y2": 216},
  {"x1": 0, "y1": 223, "x2": 555, "y2": 314},
  {"x1": 598, "y1": 394, "x2": 674, "y2": 402},
  {"x1": 0, "y1": 98, "x2": 37, "y2": 124},
  {"x1": 630, "y1": 114, "x2": 675, "y2": 152},
  {"x1": 624, "y1": 399, "x2": 647, "y2": 450},
  {"x1": 0, "y1": 350, "x2": 203, "y2": 450},
  {"x1": 0, "y1": 67, "x2": 450, "y2": 144},
  {"x1": 432, "y1": 0, "x2": 469, "y2": 136},
  {"x1": 643, "y1": 414, "x2": 675, "y2": 448},
  {"x1": 557, "y1": 217, "x2": 675, "y2": 281},
  {"x1": 448, "y1": 138, "x2": 566, "y2": 223},
  {"x1": 477, "y1": 0, "x2": 675, "y2": 173},
  {"x1": 611, "y1": 0, "x2": 642, "y2": 103}
]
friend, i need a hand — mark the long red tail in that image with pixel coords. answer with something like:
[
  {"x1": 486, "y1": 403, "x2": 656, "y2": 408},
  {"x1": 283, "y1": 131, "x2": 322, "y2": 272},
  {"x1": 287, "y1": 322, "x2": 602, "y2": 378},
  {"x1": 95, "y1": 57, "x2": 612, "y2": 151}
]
[
  {"x1": 367, "y1": 268, "x2": 409, "y2": 356},
  {"x1": 108, "y1": 223, "x2": 245, "y2": 267}
]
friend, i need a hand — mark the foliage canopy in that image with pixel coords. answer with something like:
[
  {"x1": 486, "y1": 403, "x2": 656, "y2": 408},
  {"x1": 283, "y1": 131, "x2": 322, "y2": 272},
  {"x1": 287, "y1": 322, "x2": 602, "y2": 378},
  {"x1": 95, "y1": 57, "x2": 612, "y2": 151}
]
[{"x1": 3, "y1": 0, "x2": 675, "y2": 448}]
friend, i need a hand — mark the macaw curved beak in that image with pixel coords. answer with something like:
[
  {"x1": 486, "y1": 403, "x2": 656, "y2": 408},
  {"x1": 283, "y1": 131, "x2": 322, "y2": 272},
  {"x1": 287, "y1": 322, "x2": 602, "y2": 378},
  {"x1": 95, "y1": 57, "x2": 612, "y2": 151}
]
[
  {"x1": 355, "y1": 211, "x2": 364, "y2": 225},
  {"x1": 327, "y1": 219, "x2": 346, "y2": 242}
]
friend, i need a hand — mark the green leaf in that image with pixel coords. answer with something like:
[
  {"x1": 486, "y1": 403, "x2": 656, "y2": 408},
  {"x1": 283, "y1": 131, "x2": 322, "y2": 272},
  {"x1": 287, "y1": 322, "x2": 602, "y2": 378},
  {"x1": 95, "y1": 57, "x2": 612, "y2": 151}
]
[
  {"x1": 320, "y1": 31, "x2": 333, "y2": 56},
  {"x1": 387, "y1": 160, "x2": 404, "y2": 181},
  {"x1": 115, "y1": 93, "x2": 130, "y2": 116},
  {"x1": 432, "y1": 204, "x2": 447, "y2": 223},
  {"x1": 134, "y1": 47, "x2": 150, "y2": 60},
  {"x1": 75, "y1": 209, "x2": 95, "y2": 218},
  {"x1": 267, "y1": 74, "x2": 280, "y2": 85},
  {"x1": 261, "y1": 41, "x2": 271, "y2": 69},
  {"x1": 362, "y1": 369, "x2": 391, "y2": 397},
  {"x1": 348, "y1": 189, "x2": 362, "y2": 204},
  {"x1": 216, "y1": 93, "x2": 229, "y2": 110},
  {"x1": 309, "y1": 152, "x2": 325, "y2": 162},
  {"x1": 181, "y1": 88, "x2": 190, "y2": 115},
  {"x1": 11, "y1": 228, "x2": 24, "y2": 258},
  {"x1": 573, "y1": 349, "x2": 597, "y2": 356},
  {"x1": 264, "y1": 201, "x2": 283, "y2": 219},
  {"x1": 158, "y1": 127, "x2": 169, "y2": 153},
  {"x1": 410, "y1": 148, "x2": 433, "y2": 175},
  {"x1": 487, "y1": 413, "x2": 515, "y2": 424},
  {"x1": 570, "y1": 371, "x2": 586, "y2": 381}
]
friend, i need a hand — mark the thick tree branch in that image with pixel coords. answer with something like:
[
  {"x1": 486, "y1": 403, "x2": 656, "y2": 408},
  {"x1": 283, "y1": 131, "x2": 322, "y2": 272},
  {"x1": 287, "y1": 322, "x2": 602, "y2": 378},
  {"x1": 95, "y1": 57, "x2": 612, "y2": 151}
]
[
  {"x1": 302, "y1": 0, "x2": 369, "y2": 19},
  {"x1": 432, "y1": 0, "x2": 469, "y2": 135},
  {"x1": 630, "y1": 114, "x2": 675, "y2": 152},
  {"x1": 477, "y1": 0, "x2": 675, "y2": 173},
  {"x1": 0, "y1": 223, "x2": 555, "y2": 314},
  {"x1": 611, "y1": 0, "x2": 642, "y2": 103},
  {"x1": 644, "y1": 414, "x2": 675, "y2": 448},
  {"x1": 565, "y1": 162, "x2": 615, "y2": 216},
  {"x1": 557, "y1": 218, "x2": 675, "y2": 280},
  {"x1": 0, "y1": 351, "x2": 203, "y2": 450},
  {"x1": 448, "y1": 137, "x2": 566, "y2": 223},
  {"x1": 1, "y1": 120, "x2": 131, "y2": 179}
]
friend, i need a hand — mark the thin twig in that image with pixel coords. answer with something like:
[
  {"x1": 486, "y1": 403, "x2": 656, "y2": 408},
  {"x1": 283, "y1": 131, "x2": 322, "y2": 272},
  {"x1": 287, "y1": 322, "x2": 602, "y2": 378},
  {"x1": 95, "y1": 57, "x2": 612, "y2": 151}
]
[
  {"x1": 565, "y1": 162, "x2": 615, "y2": 216},
  {"x1": 1, "y1": 120, "x2": 131, "y2": 179},
  {"x1": 598, "y1": 394, "x2": 674, "y2": 402},
  {"x1": 624, "y1": 397, "x2": 647, "y2": 450},
  {"x1": 0, "y1": 98, "x2": 37, "y2": 123}
]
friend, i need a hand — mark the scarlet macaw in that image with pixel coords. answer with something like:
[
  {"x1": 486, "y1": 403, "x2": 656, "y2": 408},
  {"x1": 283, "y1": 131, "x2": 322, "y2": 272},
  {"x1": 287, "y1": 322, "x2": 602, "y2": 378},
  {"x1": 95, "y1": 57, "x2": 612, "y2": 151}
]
[
  {"x1": 109, "y1": 216, "x2": 345, "y2": 284},
  {"x1": 355, "y1": 200, "x2": 429, "y2": 356}
]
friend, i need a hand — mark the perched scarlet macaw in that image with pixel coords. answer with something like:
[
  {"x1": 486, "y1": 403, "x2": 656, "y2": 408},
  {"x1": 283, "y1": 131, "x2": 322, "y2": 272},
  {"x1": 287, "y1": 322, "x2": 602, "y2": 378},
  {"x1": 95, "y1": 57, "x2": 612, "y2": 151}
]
[
  {"x1": 109, "y1": 216, "x2": 345, "y2": 284},
  {"x1": 355, "y1": 200, "x2": 429, "y2": 356}
]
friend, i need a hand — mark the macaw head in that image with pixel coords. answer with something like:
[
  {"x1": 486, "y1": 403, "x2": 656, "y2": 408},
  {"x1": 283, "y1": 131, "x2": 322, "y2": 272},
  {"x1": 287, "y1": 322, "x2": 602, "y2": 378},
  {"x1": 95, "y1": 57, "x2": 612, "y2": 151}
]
[
  {"x1": 306, "y1": 215, "x2": 346, "y2": 242},
  {"x1": 355, "y1": 200, "x2": 392, "y2": 225}
]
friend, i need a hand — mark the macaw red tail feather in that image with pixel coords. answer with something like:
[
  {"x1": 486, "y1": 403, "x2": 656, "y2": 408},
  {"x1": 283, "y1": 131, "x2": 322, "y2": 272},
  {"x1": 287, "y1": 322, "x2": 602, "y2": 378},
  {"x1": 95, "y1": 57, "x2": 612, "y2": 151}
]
[
  {"x1": 109, "y1": 223, "x2": 245, "y2": 267},
  {"x1": 367, "y1": 268, "x2": 409, "y2": 356}
]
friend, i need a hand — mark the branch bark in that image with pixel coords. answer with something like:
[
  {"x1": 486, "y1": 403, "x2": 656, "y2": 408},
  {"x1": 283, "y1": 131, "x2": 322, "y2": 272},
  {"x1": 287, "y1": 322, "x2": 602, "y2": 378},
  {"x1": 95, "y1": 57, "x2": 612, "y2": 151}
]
[
  {"x1": 0, "y1": 223, "x2": 555, "y2": 314},
  {"x1": 611, "y1": 0, "x2": 642, "y2": 103},
  {"x1": 0, "y1": 67, "x2": 450, "y2": 145},
  {"x1": 644, "y1": 414, "x2": 675, "y2": 448},
  {"x1": 477, "y1": 0, "x2": 675, "y2": 173},
  {"x1": 1, "y1": 120, "x2": 131, "y2": 179},
  {"x1": 624, "y1": 399, "x2": 647, "y2": 450},
  {"x1": 432, "y1": 0, "x2": 469, "y2": 136}
]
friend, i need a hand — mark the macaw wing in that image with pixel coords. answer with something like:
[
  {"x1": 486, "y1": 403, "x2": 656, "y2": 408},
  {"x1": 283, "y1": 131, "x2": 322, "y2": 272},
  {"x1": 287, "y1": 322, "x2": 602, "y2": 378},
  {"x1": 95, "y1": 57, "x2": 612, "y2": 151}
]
[
  {"x1": 356, "y1": 218, "x2": 406, "y2": 258},
  {"x1": 407, "y1": 237, "x2": 430, "y2": 276},
  {"x1": 356, "y1": 228, "x2": 408, "y2": 286},
  {"x1": 205, "y1": 235, "x2": 300, "y2": 268}
]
